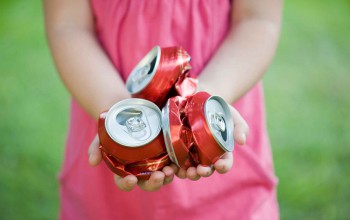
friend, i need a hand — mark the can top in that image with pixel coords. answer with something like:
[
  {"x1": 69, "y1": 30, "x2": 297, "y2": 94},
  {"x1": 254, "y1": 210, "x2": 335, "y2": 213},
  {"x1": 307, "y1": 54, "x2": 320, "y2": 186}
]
[
  {"x1": 105, "y1": 99, "x2": 162, "y2": 147},
  {"x1": 204, "y1": 96, "x2": 234, "y2": 152},
  {"x1": 161, "y1": 101, "x2": 180, "y2": 165},
  {"x1": 126, "y1": 46, "x2": 161, "y2": 94}
]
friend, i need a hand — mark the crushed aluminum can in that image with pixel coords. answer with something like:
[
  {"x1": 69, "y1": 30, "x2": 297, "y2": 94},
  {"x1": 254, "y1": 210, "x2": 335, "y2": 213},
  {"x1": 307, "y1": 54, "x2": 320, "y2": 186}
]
[
  {"x1": 98, "y1": 99, "x2": 169, "y2": 179},
  {"x1": 161, "y1": 92, "x2": 234, "y2": 168},
  {"x1": 186, "y1": 92, "x2": 234, "y2": 165},
  {"x1": 126, "y1": 46, "x2": 194, "y2": 107},
  {"x1": 161, "y1": 96, "x2": 197, "y2": 169}
]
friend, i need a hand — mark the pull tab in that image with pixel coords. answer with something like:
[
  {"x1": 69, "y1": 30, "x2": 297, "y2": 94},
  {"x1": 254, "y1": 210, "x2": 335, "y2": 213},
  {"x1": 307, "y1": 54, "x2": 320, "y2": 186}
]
[
  {"x1": 210, "y1": 112, "x2": 226, "y2": 132},
  {"x1": 125, "y1": 116, "x2": 146, "y2": 132},
  {"x1": 132, "y1": 64, "x2": 151, "y2": 84},
  {"x1": 116, "y1": 108, "x2": 151, "y2": 141}
]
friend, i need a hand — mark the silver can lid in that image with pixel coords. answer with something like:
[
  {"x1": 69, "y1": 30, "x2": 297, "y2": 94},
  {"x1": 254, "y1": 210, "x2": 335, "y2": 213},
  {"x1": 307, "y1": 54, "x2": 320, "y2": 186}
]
[
  {"x1": 161, "y1": 101, "x2": 180, "y2": 165},
  {"x1": 204, "y1": 96, "x2": 234, "y2": 152},
  {"x1": 105, "y1": 99, "x2": 162, "y2": 147},
  {"x1": 126, "y1": 46, "x2": 161, "y2": 94}
]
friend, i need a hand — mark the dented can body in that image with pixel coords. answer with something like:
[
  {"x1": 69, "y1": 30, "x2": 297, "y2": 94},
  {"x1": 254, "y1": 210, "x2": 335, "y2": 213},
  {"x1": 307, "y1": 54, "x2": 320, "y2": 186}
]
[
  {"x1": 162, "y1": 96, "x2": 196, "y2": 169},
  {"x1": 126, "y1": 46, "x2": 191, "y2": 107},
  {"x1": 162, "y1": 92, "x2": 234, "y2": 168},
  {"x1": 186, "y1": 92, "x2": 234, "y2": 165},
  {"x1": 98, "y1": 99, "x2": 168, "y2": 179}
]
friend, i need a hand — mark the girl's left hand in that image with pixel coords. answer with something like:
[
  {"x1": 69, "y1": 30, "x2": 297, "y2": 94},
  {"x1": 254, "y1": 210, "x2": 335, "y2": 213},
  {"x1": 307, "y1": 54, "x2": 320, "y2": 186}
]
[{"x1": 88, "y1": 135, "x2": 177, "y2": 192}]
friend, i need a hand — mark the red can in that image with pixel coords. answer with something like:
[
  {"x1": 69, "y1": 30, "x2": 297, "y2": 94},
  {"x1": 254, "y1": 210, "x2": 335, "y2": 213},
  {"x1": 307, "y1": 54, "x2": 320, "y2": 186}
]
[
  {"x1": 186, "y1": 92, "x2": 234, "y2": 165},
  {"x1": 126, "y1": 46, "x2": 192, "y2": 107},
  {"x1": 161, "y1": 96, "x2": 197, "y2": 169},
  {"x1": 98, "y1": 99, "x2": 169, "y2": 179},
  {"x1": 162, "y1": 92, "x2": 234, "y2": 168}
]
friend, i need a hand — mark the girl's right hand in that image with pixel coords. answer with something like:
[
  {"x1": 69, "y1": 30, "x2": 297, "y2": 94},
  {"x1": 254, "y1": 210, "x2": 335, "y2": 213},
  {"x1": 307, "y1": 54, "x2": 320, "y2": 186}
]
[
  {"x1": 174, "y1": 105, "x2": 249, "y2": 180},
  {"x1": 88, "y1": 135, "x2": 178, "y2": 192}
]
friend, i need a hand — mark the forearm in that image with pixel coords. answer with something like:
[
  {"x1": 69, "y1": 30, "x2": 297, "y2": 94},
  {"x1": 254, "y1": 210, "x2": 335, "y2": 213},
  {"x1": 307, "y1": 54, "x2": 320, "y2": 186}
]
[
  {"x1": 46, "y1": 28, "x2": 129, "y2": 119},
  {"x1": 199, "y1": 0, "x2": 282, "y2": 103},
  {"x1": 43, "y1": 0, "x2": 129, "y2": 120}
]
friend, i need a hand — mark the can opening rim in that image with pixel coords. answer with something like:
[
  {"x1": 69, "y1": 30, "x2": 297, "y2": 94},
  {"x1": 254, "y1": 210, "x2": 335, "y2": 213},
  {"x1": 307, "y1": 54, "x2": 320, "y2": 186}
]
[
  {"x1": 161, "y1": 100, "x2": 180, "y2": 166},
  {"x1": 126, "y1": 46, "x2": 161, "y2": 94},
  {"x1": 204, "y1": 96, "x2": 234, "y2": 152},
  {"x1": 105, "y1": 99, "x2": 162, "y2": 147}
]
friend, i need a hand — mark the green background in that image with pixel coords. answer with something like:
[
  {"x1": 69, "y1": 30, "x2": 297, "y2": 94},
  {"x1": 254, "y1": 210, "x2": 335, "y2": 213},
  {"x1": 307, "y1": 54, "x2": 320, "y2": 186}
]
[{"x1": 0, "y1": 1, "x2": 349, "y2": 219}]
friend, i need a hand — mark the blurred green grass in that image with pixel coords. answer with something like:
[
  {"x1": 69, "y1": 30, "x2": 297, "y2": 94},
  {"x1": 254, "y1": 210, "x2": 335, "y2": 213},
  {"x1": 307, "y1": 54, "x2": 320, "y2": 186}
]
[
  {"x1": 0, "y1": 1, "x2": 349, "y2": 219},
  {"x1": 265, "y1": 0, "x2": 350, "y2": 219},
  {"x1": 0, "y1": 2, "x2": 68, "y2": 219}
]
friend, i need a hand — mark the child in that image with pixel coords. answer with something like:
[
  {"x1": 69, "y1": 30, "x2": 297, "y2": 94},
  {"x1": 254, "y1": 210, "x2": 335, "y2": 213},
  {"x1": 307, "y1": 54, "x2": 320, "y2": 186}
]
[{"x1": 43, "y1": 0, "x2": 282, "y2": 219}]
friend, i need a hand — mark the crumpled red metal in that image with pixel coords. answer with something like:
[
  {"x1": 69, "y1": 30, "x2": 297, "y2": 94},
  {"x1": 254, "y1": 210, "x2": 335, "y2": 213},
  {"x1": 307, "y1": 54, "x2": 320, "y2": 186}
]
[
  {"x1": 101, "y1": 152, "x2": 170, "y2": 180},
  {"x1": 174, "y1": 72, "x2": 198, "y2": 98},
  {"x1": 165, "y1": 92, "x2": 231, "y2": 168},
  {"x1": 131, "y1": 46, "x2": 197, "y2": 108},
  {"x1": 98, "y1": 111, "x2": 169, "y2": 180},
  {"x1": 166, "y1": 96, "x2": 198, "y2": 169},
  {"x1": 186, "y1": 92, "x2": 230, "y2": 166},
  {"x1": 99, "y1": 47, "x2": 231, "y2": 179}
]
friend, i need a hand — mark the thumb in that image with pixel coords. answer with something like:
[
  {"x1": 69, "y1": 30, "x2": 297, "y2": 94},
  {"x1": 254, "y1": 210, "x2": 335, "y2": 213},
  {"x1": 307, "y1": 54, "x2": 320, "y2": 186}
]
[
  {"x1": 88, "y1": 134, "x2": 102, "y2": 166},
  {"x1": 229, "y1": 106, "x2": 249, "y2": 146}
]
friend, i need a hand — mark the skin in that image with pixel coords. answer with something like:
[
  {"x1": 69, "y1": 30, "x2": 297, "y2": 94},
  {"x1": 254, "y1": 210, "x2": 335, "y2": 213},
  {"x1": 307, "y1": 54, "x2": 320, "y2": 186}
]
[{"x1": 43, "y1": 0, "x2": 281, "y2": 192}]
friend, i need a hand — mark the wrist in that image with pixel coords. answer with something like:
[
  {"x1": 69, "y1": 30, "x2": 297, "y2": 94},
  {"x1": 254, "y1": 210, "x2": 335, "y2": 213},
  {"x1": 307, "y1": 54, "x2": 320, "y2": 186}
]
[{"x1": 91, "y1": 92, "x2": 131, "y2": 120}]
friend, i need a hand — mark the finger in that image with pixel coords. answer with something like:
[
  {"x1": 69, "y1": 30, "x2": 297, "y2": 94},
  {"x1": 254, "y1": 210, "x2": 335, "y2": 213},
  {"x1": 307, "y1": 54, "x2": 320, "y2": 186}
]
[
  {"x1": 138, "y1": 171, "x2": 165, "y2": 192},
  {"x1": 214, "y1": 152, "x2": 234, "y2": 174},
  {"x1": 162, "y1": 165, "x2": 175, "y2": 185},
  {"x1": 88, "y1": 135, "x2": 102, "y2": 166},
  {"x1": 186, "y1": 167, "x2": 201, "y2": 181},
  {"x1": 114, "y1": 175, "x2": 138, "y2": 192},
  {"x1": 176, "y1": 167, "x2": 187, "y2": 179},
  {"x1": 170, "y1": 163, "x2": 180, "y2": 174},
  {"x1": 197, "y1": 164, "x2": 214, "y2": 177},
  {"x1": 229, "y1": 106, "x2": 249, "y2": 145}
]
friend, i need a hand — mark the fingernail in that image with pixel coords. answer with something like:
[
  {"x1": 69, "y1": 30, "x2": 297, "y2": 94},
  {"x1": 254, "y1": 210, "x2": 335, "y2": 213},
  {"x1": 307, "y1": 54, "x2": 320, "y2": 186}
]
[{"x1": 220, "y1": 164, "x2": 226, "y2": 171}]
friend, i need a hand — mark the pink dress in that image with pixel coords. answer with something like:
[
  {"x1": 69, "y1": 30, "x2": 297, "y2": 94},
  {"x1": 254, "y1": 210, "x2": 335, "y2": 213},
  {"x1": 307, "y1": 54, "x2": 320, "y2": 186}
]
[{"x1": 59, "y1": 0, "x2": 279, "y2": 219}]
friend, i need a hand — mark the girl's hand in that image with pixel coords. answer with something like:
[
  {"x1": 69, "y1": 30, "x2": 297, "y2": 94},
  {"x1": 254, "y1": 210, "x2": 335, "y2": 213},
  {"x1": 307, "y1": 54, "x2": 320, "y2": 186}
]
[
  {"x1": 175, "y1": 106, "x2": 249, "y2": 180},
  {"x1": 88, "y1": 135, "x2": 177, "y2": 192}
]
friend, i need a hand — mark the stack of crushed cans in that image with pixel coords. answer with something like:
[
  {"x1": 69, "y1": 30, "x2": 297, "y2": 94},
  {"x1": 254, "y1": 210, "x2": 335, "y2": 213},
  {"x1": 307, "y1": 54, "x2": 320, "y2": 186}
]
[{"x1": 98, "y1": 46, "x2": 234, "y2": 179}]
